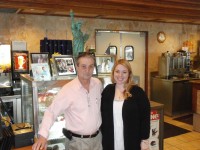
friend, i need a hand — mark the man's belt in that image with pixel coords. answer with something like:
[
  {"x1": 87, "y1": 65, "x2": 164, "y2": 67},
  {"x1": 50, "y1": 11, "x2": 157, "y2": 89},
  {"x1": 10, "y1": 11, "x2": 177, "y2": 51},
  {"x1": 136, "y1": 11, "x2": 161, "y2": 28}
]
[
  {"x1": 71, "y1": 130, "x2": 99, "y2": 138},
  {"x1": 62, "y1": 128, "x2": 99, "y2": 139}
]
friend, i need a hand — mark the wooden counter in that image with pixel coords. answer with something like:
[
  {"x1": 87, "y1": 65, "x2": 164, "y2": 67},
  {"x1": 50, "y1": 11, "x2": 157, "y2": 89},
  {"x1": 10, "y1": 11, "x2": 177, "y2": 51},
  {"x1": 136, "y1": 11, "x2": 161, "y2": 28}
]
[
  {"x1": 190, "y1": 80, "x2": 200, "y2": 113},
  {"x1": 190, "y1": 80, "x2": 200, "y2": 132},
  {"x1": 13, "y1": 146, "x2": 32, "y2": 150}
]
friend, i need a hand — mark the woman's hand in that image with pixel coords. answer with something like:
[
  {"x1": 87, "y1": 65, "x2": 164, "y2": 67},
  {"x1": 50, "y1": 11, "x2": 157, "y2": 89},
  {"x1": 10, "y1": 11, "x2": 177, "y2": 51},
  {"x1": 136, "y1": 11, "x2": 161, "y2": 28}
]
[{"x1": 141, "y1": 139, "x2": 150, "y2": 150}]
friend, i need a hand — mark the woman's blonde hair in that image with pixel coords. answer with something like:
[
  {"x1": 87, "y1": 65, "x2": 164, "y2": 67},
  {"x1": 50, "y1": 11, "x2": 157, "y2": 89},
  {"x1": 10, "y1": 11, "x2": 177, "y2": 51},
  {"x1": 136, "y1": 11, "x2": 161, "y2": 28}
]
[{"x1": 111, "y1": 59, "x2": 135, "y2": 99}]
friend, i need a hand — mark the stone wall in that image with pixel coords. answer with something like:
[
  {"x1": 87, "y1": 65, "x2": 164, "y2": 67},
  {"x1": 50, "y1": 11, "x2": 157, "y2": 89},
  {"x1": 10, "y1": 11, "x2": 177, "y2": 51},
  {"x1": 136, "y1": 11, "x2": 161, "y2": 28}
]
[{"x1": 0, "y1": 13, "x2": 200, "y2": 95}]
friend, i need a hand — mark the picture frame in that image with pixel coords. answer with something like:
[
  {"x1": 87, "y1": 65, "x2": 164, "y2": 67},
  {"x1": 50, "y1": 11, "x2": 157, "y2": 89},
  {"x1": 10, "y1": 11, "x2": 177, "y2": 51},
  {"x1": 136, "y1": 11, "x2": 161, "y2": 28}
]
[
  {"x1": 31, "y1": 63, "x2": 51, "y2": 81},
  {"x1": 30, "y1": 52, "x2": 50, "y2": 64},
  {"x1": 124, "y1": 45, "x2": 134, "y2": 61},
  {"x1": 30, "y1": 52, "x2": 52, "y2": 75},
  {"x1": 95, "y1": 55, "x2": 116, "y2": 75},
  {"x1": 53, "y1": 55, "x2": 76, "y2": 76},
  {"x1": 11, "y1": 50, "x2": 29, "y2": 80}
]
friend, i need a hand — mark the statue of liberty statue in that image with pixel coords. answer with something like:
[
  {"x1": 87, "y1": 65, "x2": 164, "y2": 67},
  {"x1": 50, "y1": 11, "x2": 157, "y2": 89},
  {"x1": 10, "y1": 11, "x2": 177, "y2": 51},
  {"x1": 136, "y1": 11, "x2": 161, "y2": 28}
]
[{"x1": 70, "y1": 10, "x2": 89, "y2": 57}]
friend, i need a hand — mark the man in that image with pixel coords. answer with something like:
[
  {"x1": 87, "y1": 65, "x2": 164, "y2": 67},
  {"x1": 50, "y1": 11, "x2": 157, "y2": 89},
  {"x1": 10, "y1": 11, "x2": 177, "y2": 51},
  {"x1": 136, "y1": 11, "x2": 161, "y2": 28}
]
[{"x1": 32, "y1": 52, "x2": 103, "y2": 150}]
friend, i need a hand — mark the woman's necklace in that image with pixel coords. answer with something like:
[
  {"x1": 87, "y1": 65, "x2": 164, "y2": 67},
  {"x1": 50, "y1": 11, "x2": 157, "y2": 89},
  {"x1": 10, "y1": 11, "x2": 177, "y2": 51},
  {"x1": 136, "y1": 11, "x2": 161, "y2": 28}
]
[{"x1": 115, "y1": 87, "x2": 125, "y2": 100}]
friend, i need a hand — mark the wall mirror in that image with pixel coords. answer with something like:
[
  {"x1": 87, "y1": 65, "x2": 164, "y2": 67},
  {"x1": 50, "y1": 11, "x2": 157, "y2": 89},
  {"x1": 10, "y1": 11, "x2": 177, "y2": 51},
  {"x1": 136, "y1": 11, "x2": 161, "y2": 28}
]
[{"x1": 95, "y1": 30, "x2": 148, "y2": 92}]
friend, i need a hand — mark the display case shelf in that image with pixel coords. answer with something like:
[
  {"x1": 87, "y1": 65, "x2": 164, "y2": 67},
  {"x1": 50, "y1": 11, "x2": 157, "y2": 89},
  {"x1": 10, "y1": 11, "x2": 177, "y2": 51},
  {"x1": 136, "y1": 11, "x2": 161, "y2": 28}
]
[{"x1": 20, "y1": 74, "x2": 74, "y2": 145}]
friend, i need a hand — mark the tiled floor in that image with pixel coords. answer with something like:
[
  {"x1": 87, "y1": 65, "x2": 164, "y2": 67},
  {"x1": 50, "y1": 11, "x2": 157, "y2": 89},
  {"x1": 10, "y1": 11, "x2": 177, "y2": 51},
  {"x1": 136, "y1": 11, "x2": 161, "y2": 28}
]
[{"x1": 164, "y1": 115, "x2": 200, "y2": 150}]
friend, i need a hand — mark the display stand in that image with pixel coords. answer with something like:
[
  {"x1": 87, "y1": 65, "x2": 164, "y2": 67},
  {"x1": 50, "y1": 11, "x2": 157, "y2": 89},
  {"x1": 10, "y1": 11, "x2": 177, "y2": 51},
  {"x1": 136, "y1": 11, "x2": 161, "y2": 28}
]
[{"x1": 150, "y1": 101, "x2": 164, "y2": 150}]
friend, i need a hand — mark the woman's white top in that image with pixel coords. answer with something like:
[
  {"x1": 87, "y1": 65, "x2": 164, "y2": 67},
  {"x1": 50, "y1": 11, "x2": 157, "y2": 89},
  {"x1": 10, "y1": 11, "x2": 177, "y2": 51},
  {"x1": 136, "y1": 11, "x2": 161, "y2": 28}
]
[{"x1": 113, "y1": 99, "x2": 125, "y2": 150}]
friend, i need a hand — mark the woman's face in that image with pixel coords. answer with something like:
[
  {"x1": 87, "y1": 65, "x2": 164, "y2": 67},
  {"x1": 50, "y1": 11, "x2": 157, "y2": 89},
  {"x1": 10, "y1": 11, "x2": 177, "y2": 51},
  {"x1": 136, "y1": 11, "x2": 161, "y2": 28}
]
[{"x1": 114, "y1": 64, "x2": 129, "y2": 85}]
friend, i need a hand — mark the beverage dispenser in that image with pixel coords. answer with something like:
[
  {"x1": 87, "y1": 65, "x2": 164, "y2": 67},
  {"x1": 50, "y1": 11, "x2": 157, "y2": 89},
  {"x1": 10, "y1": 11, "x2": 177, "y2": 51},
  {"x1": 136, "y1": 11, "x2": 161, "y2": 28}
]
[{"x1": 158, "y1": 51, "x2": 190, "y2": 78}]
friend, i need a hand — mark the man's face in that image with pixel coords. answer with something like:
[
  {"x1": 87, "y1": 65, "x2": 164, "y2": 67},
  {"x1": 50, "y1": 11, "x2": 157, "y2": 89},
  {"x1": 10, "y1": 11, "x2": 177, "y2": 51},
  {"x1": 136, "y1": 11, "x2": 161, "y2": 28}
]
[{"x1": 76, "y1": 57, "x2": 94, "y2": 80}]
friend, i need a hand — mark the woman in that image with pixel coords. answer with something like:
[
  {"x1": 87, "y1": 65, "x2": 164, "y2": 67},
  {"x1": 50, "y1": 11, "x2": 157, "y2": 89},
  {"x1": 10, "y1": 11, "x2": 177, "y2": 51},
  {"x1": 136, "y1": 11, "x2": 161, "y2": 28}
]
[{"x1": 101, "y1": 59, "x2": 150, "y2": 150}]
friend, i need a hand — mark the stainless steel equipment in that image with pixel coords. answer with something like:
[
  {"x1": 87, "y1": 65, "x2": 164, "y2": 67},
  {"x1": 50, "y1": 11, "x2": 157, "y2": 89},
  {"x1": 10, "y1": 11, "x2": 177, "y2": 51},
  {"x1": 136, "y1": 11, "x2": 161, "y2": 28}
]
[
  {"x1": 158, "y1": 51, "x2": 190, "y2": 78},
  {"x1": 150, "y1": 77, "x2": 192, "y2": 117},
  {"x1": 0, "y1": 95, "x2": 22, "y2": 123},
  {"x1": 0, "y1": 73, "x2": 13, "y2": 96}
]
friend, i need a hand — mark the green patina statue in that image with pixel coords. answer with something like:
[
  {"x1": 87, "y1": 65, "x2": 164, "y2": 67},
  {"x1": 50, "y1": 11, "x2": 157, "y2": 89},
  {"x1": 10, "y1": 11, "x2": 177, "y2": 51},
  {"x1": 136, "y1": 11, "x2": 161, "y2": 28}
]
[{"x1": 70, "y1": 10, "x2": 89, "y2": 57}]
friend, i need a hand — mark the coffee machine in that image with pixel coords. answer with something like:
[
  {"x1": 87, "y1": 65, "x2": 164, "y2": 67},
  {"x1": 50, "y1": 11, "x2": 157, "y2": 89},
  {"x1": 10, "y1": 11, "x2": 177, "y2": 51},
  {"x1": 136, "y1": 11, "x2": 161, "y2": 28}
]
[{"x1": 158, "y1": 51, "x2": 190, "y2": 79}]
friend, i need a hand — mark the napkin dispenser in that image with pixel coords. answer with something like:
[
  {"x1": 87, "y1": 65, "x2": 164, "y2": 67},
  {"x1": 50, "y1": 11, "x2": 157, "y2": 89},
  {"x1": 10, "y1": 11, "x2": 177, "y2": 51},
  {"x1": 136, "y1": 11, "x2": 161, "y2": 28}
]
[{"x1": 11, "y1": 123, "x2": 34, "y2": 148}]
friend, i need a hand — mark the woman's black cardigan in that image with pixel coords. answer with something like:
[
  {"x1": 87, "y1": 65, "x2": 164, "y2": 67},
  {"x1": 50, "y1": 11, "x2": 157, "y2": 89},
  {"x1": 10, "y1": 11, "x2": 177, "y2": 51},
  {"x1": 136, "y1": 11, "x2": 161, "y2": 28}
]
[{"x1": 101, "y1": 84, "x2": 150, "y2": 150}]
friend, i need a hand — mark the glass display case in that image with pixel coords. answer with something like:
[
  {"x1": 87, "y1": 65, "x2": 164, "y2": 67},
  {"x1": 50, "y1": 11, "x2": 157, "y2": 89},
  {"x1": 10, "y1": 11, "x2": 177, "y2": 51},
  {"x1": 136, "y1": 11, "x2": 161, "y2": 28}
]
[
  {"x1": 20, "y1": 74, "x2": 74, "y2": 147},
  {"x1": 20, "y1": 73, "x2": 142, "y2": 148}
]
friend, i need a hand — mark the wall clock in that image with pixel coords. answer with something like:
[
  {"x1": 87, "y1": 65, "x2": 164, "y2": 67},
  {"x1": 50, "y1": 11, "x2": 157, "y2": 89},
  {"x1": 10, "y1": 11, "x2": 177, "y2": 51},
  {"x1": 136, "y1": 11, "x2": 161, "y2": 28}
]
[{"x1": 157, "y1": 31, "x2": 166, "y2": 43}]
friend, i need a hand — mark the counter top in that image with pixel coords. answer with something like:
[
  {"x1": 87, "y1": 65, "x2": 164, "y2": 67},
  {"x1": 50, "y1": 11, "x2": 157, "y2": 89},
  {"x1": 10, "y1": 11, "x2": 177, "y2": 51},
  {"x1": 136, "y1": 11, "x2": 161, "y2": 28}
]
[
  {"x1": 190, "y1": 80, "x2": 200, "y2": 84},
  {"x1": 150, "y1": 100, "x2": 164, "y2": 108},
  {"x1": 152, "y1": 76, "x2": 200, "y2": 82},
  {"x1": 13, "y1": 146, "x2": 32, "y2": 150}
]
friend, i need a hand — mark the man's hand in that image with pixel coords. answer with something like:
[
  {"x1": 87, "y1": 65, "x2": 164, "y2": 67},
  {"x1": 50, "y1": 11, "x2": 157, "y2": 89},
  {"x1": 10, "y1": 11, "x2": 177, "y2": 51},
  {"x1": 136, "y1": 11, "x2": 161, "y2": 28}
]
[{"x1": 32, "y1": 135, "x2": 47, "y2": 150}]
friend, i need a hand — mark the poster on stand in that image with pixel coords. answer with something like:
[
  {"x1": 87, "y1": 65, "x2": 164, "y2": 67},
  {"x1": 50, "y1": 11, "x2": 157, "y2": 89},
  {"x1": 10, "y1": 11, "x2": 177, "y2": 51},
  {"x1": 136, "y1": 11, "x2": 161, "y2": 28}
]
[{"x1": 149, "y1": 110, "x2": 160, "y2": 150}]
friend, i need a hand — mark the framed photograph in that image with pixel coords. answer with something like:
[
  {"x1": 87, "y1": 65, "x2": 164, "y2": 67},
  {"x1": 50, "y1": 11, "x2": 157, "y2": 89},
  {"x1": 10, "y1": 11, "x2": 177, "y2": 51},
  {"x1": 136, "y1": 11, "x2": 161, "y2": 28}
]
[
  {"x1": 124, "y1": 45, "x2": 134, "y2": 61},
  {"x1": 53, "y1": 55, "x2": 76, "y2": 76},
  {"x1": 30, "y1": 52, "x2": 52, "y2": 75},
  {"x1": 31, "y1": 63, "x2": 51, "y2": 81},
  {"x1": 30, "y1": 52, "x2": 50, "y2": 64},
  {"x1": 96, "y1": 55, "x2": 116, "y2": 75}
]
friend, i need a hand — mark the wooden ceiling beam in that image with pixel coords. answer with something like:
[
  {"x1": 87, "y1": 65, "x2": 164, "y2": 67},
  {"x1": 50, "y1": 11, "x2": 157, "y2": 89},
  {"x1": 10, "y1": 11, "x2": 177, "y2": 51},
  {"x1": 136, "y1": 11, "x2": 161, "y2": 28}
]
[
  {"x1": 1, "y1": 0, "x2": 200, "y2": 11},
  {"x1": 0, "y1": 0, "x2": 200, "y2": 24},
  {"x1": 1, "y1": 1, "x2": 200, "y2": 18}
]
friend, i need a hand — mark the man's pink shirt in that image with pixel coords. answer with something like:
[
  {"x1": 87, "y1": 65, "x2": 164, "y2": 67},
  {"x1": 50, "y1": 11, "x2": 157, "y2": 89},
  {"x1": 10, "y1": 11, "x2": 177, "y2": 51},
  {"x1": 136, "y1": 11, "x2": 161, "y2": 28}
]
[{"x1": 39, "y1": 77, "x2": 103, "y2": 138}]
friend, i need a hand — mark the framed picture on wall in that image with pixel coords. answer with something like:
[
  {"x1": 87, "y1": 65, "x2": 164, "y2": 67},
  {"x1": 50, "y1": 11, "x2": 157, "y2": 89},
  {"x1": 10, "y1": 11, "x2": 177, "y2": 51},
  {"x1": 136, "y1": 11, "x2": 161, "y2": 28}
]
[
  {"x1": 96, "y1": 55, "x2": 116, "y2": 75},
  {"x1": 124, "y1": 45, "x2": 134, "y2": 61},
  {"x1": 53, "y1": 55, "x2": 76, "y2": 76}
]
